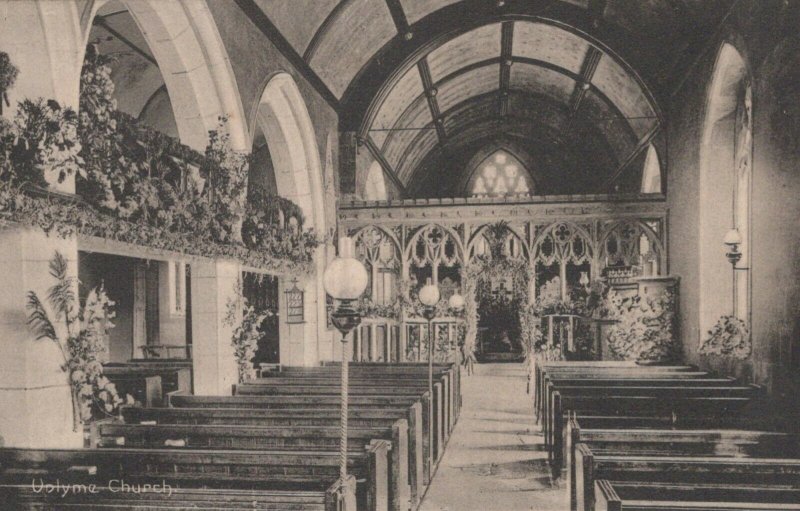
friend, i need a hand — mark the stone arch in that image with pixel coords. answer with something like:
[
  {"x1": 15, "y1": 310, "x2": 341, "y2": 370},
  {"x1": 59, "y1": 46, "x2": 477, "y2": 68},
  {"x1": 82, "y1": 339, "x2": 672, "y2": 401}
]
[
  {"x1": 80, "y1": 0, "x2": 248, "y2": 152},
  {"x1": 252, "y1": 73, "x2": 326, "y2": 233},
  {"x1": 641, "y1": 145, "x2": 663, "y2": 194},
  {"x1": 698, "y1": 41, "x2": 751, "y2": 334},
  {"x1": 363, "y1": 161, "x2": 389, "y2": 201},
  {"x1": 252, "y1": 73, "x2": 327, "y2": 367}
]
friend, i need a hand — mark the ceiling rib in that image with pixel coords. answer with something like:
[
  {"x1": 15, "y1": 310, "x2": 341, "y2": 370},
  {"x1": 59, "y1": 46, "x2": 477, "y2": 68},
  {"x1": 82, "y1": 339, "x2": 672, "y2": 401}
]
[
  {"x1": 234, "y1": 0, "x2": 340, "y2": 110},
  {"x1": 417, "y1": 58, "x2": 447, "y2": 142},
  {"x1": 384, "y1": 0, "x2": 412, "y2": 38},
  {"x1": 302, "y1": 0, "x2": 353, "y2": 62},
  {"x1": 602, "y1": 122, "x2": 661, "y2": 189},
  {"x1": 498, "y1": 21, "x2": 514, "y2": 119},
  {"x1": 364, "y1": 136, "x2": 407, "y2": 195},
  {"x1": 565, "y1": 46, "x2": 602, "y2": 132}
]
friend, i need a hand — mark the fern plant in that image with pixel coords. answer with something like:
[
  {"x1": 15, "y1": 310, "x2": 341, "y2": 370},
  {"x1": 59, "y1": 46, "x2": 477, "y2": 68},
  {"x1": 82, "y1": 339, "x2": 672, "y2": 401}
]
[{"x1": 26, "y1": 251, "x2": 129, "y2": 431}]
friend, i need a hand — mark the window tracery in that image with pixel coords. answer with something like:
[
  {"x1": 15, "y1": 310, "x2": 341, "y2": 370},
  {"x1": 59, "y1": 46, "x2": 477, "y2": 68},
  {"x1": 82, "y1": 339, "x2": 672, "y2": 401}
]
[{"x1": 469, "y1": 150, "x2": 533, "y2": 198}]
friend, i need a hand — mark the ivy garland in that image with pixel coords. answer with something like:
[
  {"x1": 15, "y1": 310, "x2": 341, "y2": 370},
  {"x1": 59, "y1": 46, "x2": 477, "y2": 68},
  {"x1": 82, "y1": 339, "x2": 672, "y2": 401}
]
[
  {"x1": 0, "y1": 48, "x2": 320, "y2": 275},
  {"x1": 0, "y1": 51, "x2": 18, "y2": 115}
]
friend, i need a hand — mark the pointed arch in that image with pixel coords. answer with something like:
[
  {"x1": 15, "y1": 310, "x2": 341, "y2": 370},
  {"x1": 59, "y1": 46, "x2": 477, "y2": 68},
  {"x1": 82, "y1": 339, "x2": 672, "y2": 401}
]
[
  {"x1": 641, "y1": 144, "x2": 663, "y2": 194},
  {"x1": 698, "y1": 42, "x2": 751, "y2": 333},
  {"x1": 464, "y1": 148, "x2": 535, "y2": 198},
  {"x1": 364, "y1": 160, "x2": 389, "y2": 201},
  {"x1": 81, "y1": 0, "x2": 248, "y2": 151}
]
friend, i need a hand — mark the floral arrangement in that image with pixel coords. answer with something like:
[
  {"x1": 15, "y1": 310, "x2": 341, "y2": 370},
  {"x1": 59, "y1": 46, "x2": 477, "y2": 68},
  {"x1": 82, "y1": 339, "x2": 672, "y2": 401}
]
[
  {"x1": 605, "y1": 289, "x2": 677, "y2": 362},
  {"x1": 699, "y1": 315, "x2": 751, "y2": 359},
  {"x1": 0, "y1": 99, "x2": 83, "y2": 187},
  {"x1": 25, "y1": 252, "x2": 132, "y2": 431},
  {"x1": 0, "y1": 51, "x2": 18, "y2": 115},
  {"x1": 357, "y1": 297, "x2": 402, "y2": 320},
  {"x1": 225, "y1": 278, "x2": 274, "y2": 383},
  {"x1": 0, "y1": 50, "x2": 320, "y2": 274}
]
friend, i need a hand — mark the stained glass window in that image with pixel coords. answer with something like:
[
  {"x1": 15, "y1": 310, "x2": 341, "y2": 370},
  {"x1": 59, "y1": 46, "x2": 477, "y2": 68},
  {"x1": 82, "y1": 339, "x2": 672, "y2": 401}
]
[{"x1": 468, "y1": 150, "x2": 533, "y2": 198}]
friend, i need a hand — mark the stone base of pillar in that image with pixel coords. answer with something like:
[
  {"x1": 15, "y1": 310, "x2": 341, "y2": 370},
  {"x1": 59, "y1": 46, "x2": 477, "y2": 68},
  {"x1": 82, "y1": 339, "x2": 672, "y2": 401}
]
[
  {"x1": 0, "y1": 226, "x2": 83, "y2": 448},
  {"x1": 191, "y1": 260, "x2": 240, "y2": 395}
]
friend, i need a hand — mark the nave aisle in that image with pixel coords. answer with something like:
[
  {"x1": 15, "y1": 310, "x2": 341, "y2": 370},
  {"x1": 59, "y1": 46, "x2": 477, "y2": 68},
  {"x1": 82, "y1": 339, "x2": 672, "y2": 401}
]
[{"x1": 420, "y1": 363, "x2": 565, "y2": 511}]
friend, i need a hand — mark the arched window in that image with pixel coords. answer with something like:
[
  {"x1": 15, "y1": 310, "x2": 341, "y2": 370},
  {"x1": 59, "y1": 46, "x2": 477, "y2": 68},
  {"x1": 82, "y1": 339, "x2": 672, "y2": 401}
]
[
  {"x1": 364, "y1": 161, "x2": 388, "y2": 201},
  {"x1": 641, "y1": 145, "x2": 662, "y2": 194},
  {"x1": 467, "y1": 150, "x2": 534, "y2": 198}
]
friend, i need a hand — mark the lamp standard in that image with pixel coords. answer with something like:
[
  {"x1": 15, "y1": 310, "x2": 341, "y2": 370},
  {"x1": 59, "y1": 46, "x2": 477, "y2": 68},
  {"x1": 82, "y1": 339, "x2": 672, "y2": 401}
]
[
  {"x1": 322, "y1": 237, "x2": 368, "y2": 494},
  {"x1": 418, "y1": 278, "x2": 440, "y2": 475},
  {"x1": 448, "y1": 291, "x2": 465, "y2": 364}
]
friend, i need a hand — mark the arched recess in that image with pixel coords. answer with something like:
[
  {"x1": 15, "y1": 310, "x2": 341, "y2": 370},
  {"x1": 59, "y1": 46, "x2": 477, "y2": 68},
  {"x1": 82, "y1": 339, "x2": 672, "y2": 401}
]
[
  {"x1": 698, "y1": 42, "x2": 752, "y2": 335},
  {"x1": 467, "y1": 223, "x2": 529, "y2": 263},
  {"x1": 363, "y1": 161, "x2": 389, "y2": 201},
  {"x1": 82, "y1": 0, "x2": 249, "y2": 151},
  {"x1": 641, "y1": 145, "x2": 663, "y2": 194},
  {"x1": 252, "y1": 73, "x2": 328, "y2": 366}
]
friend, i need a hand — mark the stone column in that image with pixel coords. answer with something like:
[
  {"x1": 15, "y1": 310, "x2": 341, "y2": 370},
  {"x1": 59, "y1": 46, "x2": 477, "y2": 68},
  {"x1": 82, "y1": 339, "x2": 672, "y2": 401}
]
[
  {"x1": 190, "y1": 259, "x2": 240, "y2": 395},
  {"x1": 0, "y1": 227, "x2": 83, "y2": 448}
]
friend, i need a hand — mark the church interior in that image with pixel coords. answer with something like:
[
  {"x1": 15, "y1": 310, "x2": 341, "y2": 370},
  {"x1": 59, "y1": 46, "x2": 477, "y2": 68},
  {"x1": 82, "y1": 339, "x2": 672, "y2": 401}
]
[{"x1": 1, "y1": 0, "x2": 800, "y2": 509}]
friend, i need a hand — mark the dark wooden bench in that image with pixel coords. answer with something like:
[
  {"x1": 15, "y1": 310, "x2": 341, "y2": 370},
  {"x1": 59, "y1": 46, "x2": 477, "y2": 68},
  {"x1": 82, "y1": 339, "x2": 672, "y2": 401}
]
[
  {"x1": 544, "y1": 384, "x2": 760, "y2": 456},
  {"x1": 567, "y1": 425, "x2": 798, "y2": 511},
  {"x1": 172, "y1": 393, "x2": 439, "y2": 482},
  {"x1": 95, "y1": 421, "x2": 411, "y2": 511},
  {"x1": 548, "y1": 394, "x2": 755, "y2": 476},
  {"x1": 100, "y1": 374, "x2": 161, "y2": 408},
  {"x1": 593, "y1": 479, "x2": 800, "y2": 511},
  {"x1": 0, "y1": 447, "x2": 387, "y2": 511},
  {"x1": 103, "y1": 364, "x2": 192, "y2": 399},
  {"x1": 534, "y1": 364, "x2": 705, "y2": 423},
  {"x1": 537, "y1": 375, "x2": 732, "y2": 423},
  {"x1": 0, "y1": 483, "x2": 346, "y2": 510},
  {"x1": 574, "y1": 444, "x2": 800, "y2": 511}
]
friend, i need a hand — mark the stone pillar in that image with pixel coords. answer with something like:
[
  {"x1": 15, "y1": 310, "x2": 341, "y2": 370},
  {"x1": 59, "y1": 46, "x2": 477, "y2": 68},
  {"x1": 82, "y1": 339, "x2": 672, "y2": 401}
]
[
  {"x1": 0, "y1": 226, "x2": 83, "y2": 448},
  {"x1": 190, "y1": 259, "x2": 240, "y2": 395}
]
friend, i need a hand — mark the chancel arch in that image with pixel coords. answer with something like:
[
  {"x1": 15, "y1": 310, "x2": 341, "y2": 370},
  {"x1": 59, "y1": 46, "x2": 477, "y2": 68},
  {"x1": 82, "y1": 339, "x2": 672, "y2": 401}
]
[{"x1": 698, "y1": 42, "x2": 752, "y2": 336}]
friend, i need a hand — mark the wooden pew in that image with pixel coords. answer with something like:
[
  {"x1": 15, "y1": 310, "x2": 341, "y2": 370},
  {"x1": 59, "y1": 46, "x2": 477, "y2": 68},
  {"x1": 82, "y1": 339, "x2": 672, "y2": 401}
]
[
  {"x1": 567, "y1": 425, "x2": 798, "y2": 511},
  {"x1": 103, "y1": 364, "x2": 192, "y2": 400},
  {"x1": 95, "y1": 422, "x2": 412, "y2": 511},
  {"x1": 0, "y1": 447, "x2": 388, "y2": 511},
  {"x1": 101, "y1": 374, "x2": 161, "y2": 407},
  {"x1": 593, "y1": 479, "x2": 800, "y2": 511},
  {"x1": 125, "y1": 403, "x2": 425, "y2": 509},
  {"x1": 548, "y1": 394, "x2": 755, "y2": 476},
  {"x1": 172, "y1": 393, "x2": 441, "y2": 481},
  {"x1": 238, "y1": 378, "x2": 451, "y2": 458},
  {"x1": 534, "y1": 364, "x2": 704, "y2": 423},
  {"x1": 537, "y1": 375, "x2": 730, "y2": 423},
  {"x1": 574, "y1": 444, "x2": 800, "y2": 511},
  {"x1": 544, "y1": 384, "x2": 760, "y2": 456},
  {"x1": 0, "y1": 483, "x2": 347, "y2": 510}
]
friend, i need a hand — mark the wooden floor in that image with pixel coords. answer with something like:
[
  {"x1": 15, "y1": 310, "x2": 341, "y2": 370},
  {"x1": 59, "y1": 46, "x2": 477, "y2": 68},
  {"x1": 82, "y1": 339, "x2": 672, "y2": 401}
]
[{"x1": 420, "y1": 363, "x2": 565, "y2": 511}]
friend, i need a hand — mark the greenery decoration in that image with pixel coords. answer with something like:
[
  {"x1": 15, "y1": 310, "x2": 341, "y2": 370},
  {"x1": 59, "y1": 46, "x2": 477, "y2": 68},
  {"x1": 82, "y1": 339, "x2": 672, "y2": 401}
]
[
  {"x1": 25, "y1": 251, "x2": 132, "y2": 431},
  {"x1": 0, "y1": 98, "x2": 82, "y2": 187},
  {"x1": 0, "y1": 51, "x2": 18, "y2": 115},
  {"x1": 0, "y1": 47, "x2": 319, "y2": 274},
  {"x1": 225, "y1": 278, "x2": 273, "y2": 383},
  {"x1": 605, "y1": 289, "x2": 677, "y2": 362},
  {"x1": 699, "y1": 315, "x2": 751, "y2": 359}
]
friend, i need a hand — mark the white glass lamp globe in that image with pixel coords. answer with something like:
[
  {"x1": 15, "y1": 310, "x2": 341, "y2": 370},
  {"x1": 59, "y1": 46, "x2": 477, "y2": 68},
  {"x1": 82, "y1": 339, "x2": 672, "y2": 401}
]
[
  {"x1": 419, "y1": 278, "x2": 440, "y2": 307},
  {"x1": 448, "y1": 292, "x2": 465, "y2": 311},
  {"x1": 323, "y1": 237, "x2": 368, "y2": 300},
  {"x1": 723, "y1": 228, "x2": 742, "y2": 247}
]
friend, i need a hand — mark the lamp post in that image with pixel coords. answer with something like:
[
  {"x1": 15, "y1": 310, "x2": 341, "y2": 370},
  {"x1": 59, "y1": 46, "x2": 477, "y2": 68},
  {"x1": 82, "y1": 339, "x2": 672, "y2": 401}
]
[
  {"x1": 723, "y1": 228, "x2": 745, "y2": 316},
  {"x1": 418, "y1": 278, "x2": 439, "y2": 475},
  {"x1": 323, "y1": 237, "x2": 368, "y2": 492},
  {"x1": 448, "y1": 291, "x2": 465, "y2": 364}
]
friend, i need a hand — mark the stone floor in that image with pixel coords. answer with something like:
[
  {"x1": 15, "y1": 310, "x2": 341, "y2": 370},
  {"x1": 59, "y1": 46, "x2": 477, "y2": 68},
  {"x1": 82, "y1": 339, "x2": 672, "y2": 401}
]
[{"x1": 419, "y1": 362, "x2": 567, "y2": 511}]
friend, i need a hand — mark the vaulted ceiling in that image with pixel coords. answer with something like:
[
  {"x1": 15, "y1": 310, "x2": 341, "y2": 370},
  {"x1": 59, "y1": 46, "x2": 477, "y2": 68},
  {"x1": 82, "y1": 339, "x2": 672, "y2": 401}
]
[{"x1": 241, "y1": 0, "x2": 731, "y2": 193}]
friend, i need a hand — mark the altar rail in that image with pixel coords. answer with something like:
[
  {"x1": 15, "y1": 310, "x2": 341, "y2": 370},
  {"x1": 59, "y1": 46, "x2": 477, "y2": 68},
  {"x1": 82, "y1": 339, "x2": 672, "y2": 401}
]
[{"x1": 352, "y1": 318, "x2": 460, "y2": 363}]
